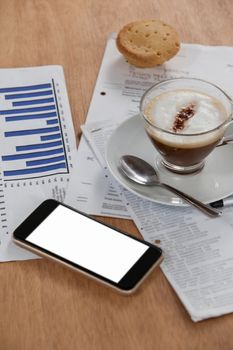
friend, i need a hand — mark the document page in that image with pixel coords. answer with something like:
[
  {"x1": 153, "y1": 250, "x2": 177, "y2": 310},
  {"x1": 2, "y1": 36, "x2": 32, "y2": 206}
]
[
  {"x1": 0, "y1": 66, "x2": 77, "y2": 261},
  {"x1": 83, "y1": 119, "x2": 233, "y2": 322},
  {"x1": 124, "y1": 190, "x2": 233, "y2": 322},
  {"x1": 65, "y1": 135, "x2": 130, "y2": 219}
]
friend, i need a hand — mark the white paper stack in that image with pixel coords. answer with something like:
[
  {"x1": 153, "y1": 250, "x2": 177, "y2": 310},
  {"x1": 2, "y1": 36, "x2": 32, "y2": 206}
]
[{"x1": 65, "y1": 34, "x2": 233, "y2": 321}]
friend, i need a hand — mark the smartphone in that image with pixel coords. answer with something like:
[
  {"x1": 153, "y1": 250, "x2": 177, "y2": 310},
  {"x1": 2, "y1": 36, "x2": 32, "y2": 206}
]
[{"x1": 13, "y1": 199, "x2": 163, "y2": 293}]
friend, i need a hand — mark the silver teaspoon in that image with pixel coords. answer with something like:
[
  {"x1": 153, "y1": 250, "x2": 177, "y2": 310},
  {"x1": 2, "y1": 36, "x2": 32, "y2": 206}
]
[{"x1": 119, "y1": 155, "x2": 221, "y2": 218}]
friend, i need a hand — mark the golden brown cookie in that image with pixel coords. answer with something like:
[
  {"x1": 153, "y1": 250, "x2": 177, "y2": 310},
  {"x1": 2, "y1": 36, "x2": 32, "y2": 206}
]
[{"x1": 116, "y1": 20, "x2": 180, "y2": 68}]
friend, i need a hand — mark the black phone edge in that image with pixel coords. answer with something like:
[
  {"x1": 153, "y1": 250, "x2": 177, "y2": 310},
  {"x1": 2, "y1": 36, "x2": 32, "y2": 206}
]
[
  {"x1": 13, "y1": 199, "x2": 163, "y2": 293},
  {"x1": 13, "y1": 199, "x2": 59, "y2": 240},
  {"x1": 13, "y1": 237, "x2": 163, "y2": 294}
]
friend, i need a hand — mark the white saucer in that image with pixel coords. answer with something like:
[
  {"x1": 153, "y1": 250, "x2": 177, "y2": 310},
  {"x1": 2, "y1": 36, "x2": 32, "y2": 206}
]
[{"x1": 105, "y1": 114, "x2": 233, "y2": 206}]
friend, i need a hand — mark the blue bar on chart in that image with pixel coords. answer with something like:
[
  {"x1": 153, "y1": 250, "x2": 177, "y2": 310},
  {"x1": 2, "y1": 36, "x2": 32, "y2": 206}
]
[
  {"x1": 0, "y1": 83, "x2": 51, "y2": 93},
  {"x1": 0, "y1": 105, "x2": 56, "y2": 115},
  {"x1": 5, "y1": 111, "x2": 57, "y2": 122},
  {"x1": 40, "y1": 133, "x2": 62, "y2": 141},
  {"x1": 5, "y1": 90, "x2": 53, "y2": 99},
  {"x1": 16, "y1": 140, "x2": 62, "y2": 151},
  {"x1": 47, "y1": 119, "x2": 59, "y2": 125},
  {"x1": 12, "y1": 97, "x2": 54, "y2": 106},
  {"x1": 0, "y1": 81, "x2": 69, "y2": 179}
]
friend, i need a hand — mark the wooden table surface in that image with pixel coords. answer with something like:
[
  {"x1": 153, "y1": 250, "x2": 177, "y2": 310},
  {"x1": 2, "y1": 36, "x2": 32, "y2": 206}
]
[{"x1": 1, "y1": 1, "x2": 233, "y2": 349}]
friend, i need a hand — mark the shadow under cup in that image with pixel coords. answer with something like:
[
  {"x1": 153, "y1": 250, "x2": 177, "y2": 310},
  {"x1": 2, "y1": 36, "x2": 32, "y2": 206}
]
[{"x1": 140, "y1": 78, "x2": 233, "y2": 174}]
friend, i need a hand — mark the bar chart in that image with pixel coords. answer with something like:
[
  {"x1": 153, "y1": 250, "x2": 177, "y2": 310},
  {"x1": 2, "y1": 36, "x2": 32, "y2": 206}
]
[{"x1": 0, "y1": 80, "x2": 69, "y2": 180}]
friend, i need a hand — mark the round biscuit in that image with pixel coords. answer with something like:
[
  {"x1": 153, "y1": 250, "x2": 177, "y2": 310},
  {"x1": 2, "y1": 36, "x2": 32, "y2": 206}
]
[{"x1": 116, "y1": 20, "x2": 180, "y2": 67}]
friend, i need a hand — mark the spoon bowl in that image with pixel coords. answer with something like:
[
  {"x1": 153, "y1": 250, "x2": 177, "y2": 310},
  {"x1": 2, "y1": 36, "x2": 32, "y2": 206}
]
[
  {"x1": 119, "y1": 155, "x2": 221, "y2": 218},
  {"x1": 119, "y1": 155, "x2": 158, "y2": 185}
]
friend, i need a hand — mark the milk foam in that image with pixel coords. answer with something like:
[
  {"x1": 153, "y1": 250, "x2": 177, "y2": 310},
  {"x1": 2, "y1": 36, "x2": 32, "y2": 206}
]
[
  {"x1": 144, "y1": 89, "x2": 229, "y2": 148},
  {"x1": 145, "y1": 89, "x2": 227, "y2": 134}
]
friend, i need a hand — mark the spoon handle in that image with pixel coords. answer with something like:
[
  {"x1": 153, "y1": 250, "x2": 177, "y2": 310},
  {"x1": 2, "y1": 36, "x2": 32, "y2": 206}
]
[
  {"x1": 217, "y1": 135, "x2": 233, "y2": 147},
  {"x1": 161, "y1": 183, "x2": 221, "y2": 217}
]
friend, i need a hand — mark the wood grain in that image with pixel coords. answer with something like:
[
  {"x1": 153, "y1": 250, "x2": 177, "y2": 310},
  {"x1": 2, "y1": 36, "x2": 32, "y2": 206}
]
[{"x1": 1, "y1": 0, "x2": 233, "y2": 349}]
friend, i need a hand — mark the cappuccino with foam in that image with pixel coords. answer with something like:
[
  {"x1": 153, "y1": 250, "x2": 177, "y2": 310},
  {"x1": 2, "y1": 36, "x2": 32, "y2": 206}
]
[
  {"x1": 145, "y1": 89, "x2": 226, "y2": 134},
  {"x1": 141, "y1": 80, "x2": 231, "y2": 174}
]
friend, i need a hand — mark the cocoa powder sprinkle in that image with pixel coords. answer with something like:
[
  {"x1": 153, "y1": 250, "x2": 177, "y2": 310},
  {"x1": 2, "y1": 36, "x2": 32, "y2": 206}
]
[{"x1": 172, "y1": 103, "x2": 196, "y2": 132}]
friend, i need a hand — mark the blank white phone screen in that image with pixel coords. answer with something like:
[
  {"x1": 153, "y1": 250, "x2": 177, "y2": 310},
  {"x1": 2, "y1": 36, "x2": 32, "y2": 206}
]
[{"x1": 26, "y1": 205, "x2": 149, "y2": 283}]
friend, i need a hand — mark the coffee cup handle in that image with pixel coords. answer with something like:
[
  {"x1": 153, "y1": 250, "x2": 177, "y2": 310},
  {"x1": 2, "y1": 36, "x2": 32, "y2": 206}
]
[
  {"x1": 217, "y1": 118, "x2": 233, "y2": 147},
  {"x1": 217, "y1": 135, "x2": 233, "y2": 147}
]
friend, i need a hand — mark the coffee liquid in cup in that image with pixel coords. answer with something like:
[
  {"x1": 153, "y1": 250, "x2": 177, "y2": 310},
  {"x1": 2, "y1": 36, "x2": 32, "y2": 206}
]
[{"x1": 144, "y1": 89, "x2": 227, "y2": 167}]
